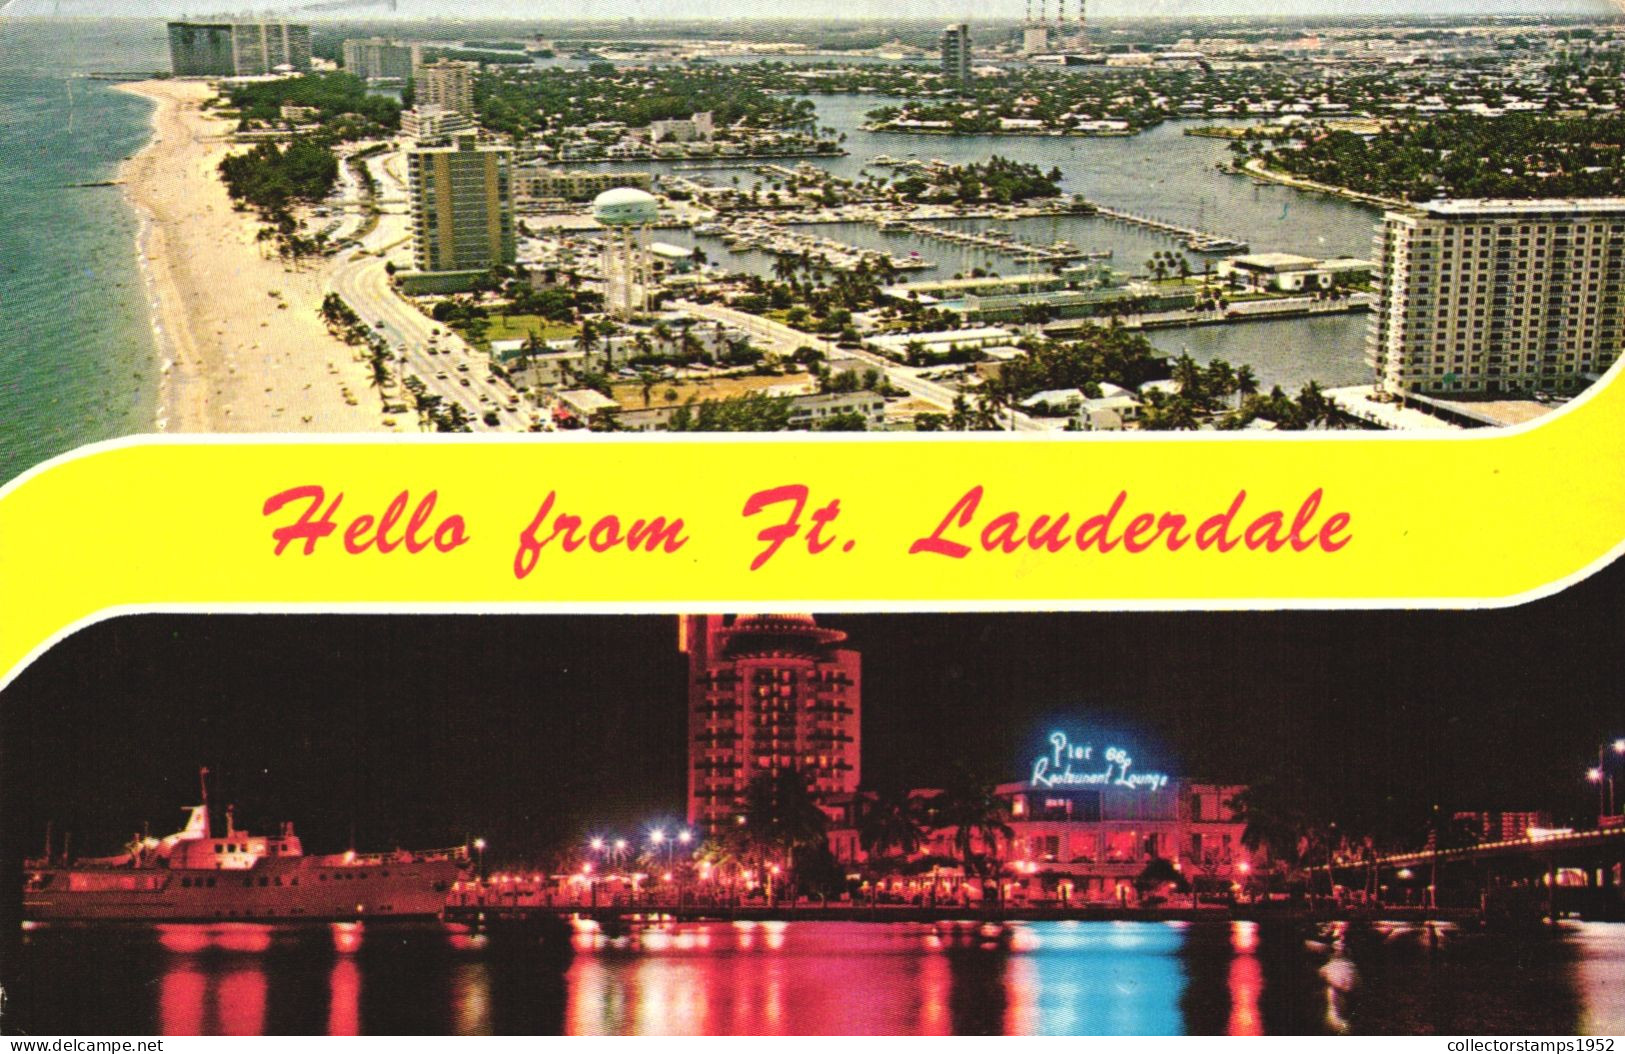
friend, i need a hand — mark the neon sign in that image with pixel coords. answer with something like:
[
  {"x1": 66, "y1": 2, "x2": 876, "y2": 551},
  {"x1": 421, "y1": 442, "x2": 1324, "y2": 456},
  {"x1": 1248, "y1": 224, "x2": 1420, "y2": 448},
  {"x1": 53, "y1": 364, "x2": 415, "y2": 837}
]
[{"x1": 1030, "y1": 731, "x2": 1169, "y2": 791}]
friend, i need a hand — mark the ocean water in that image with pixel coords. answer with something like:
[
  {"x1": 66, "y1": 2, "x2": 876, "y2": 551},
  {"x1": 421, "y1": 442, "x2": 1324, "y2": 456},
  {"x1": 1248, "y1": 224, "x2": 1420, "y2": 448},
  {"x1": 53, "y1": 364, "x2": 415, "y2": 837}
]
[{"x1": 0, "y1": 19, "x2": 168, "y2": 485}]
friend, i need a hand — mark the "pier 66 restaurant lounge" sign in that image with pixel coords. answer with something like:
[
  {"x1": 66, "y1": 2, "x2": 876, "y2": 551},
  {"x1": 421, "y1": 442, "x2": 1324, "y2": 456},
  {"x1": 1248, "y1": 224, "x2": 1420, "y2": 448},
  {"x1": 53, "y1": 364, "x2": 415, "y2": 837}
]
[{"x1": 1029, "y1": 731, "x2": 1170, "y2": 792}]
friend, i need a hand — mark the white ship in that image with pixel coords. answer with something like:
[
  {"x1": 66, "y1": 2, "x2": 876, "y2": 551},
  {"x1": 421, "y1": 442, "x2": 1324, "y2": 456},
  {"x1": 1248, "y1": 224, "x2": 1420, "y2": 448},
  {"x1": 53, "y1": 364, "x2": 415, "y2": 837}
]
[{"x1": 24, "y1": 772, "x2": 465, "y2": 922}]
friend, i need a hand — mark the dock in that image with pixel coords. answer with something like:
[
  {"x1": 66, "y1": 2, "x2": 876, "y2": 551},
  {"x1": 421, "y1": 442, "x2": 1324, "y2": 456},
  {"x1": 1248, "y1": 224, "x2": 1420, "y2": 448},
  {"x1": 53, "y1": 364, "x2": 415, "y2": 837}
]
[
  {"x1": 443, "y1": 901, "x2": 1491, "y2": 928},
  {"x1": 1086, "y1": 202, "x2": 1249, "y2": 253},
  {"x1": 887, "y1": 220, "x2": 1104, "y2": 264}
]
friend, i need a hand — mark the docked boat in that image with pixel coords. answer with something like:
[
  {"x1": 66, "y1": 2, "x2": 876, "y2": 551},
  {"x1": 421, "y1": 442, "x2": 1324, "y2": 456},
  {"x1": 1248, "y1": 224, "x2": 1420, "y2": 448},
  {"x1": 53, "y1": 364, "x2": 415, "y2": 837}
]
[
  {"x1": 1185, "y1": 235, "x2": 1249, "y2": 254},
  {"x1": 23, "y1": 773, "x2": 465, "y2": 922}
]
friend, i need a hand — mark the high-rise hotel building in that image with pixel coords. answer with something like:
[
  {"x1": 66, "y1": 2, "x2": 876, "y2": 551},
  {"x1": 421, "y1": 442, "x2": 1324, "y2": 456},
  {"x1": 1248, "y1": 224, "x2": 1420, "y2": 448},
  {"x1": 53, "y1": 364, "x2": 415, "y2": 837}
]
[
  {"x1": 941, "y1": 23, "x2": 972, "y2": 83},
  {"x1": 167, "y1": 20, "x2": 312, "y2": 77},
  {"x1": 406, "y1": 132, "x2": 515, "y2": 275},
  {"x1": 342, "y1": 38, "x2": 418, "y2": 82},
  {"x1": 1369, "y1": 199, "x2": 1625, "y2": 399},
  {"x1": 414, "y1": 59, "x2": 479, "y2": 116},
  {"x1": 679, "y1": 616, "x2": 861, "y2": 834}
]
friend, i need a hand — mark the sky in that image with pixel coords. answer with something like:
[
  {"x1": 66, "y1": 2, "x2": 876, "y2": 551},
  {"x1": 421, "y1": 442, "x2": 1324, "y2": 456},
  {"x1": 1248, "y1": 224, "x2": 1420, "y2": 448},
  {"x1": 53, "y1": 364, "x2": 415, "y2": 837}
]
[
  {"x1": 1, "y1": 0, "x2": 1621, "y2": 19},
  {"x1": 4, "y1": 552, "x2": 1623, "y2": 872}
]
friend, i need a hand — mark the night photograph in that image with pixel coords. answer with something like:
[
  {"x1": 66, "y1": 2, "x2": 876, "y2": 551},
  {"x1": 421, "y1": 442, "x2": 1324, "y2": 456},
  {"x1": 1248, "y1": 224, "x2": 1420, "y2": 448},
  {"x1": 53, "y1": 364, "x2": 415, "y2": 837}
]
[{"x1": 3, "y1": 557, "x2": 1623, "y2": 1035}]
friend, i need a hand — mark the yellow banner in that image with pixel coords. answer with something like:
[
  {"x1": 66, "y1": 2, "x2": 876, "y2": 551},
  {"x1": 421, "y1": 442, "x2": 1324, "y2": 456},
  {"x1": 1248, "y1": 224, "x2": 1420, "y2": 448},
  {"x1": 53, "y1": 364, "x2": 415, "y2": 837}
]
[{"x1": 3, "y1": 367, "x2": 1624, "y2": 687}]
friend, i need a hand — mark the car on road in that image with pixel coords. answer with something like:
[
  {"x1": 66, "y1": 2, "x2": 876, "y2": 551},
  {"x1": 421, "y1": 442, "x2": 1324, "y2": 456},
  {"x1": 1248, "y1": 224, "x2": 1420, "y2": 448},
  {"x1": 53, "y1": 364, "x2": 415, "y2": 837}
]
[
  {"x1": 460, "y1": 378, "x2": 472, "y2": 387},
  {"x1": 456, "y1": 363, "x2": 470, "y2": 372},
  {"x1": 436, "y1": 371, "x2": 448, "y2": 380}
]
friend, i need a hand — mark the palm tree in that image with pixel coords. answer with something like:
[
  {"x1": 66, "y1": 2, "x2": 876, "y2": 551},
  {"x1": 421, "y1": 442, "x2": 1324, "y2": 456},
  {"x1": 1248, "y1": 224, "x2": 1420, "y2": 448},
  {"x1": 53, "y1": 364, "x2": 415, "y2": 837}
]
[
  {"x1": 575, "y1": 318, "x2": 599, "y2": 358},
  {"x1": 859, "y1": 788, "x2": 926, "y2": 866},
  {"x1": 518, "y1": 329, "x2": 543, "y2": 376},
  {"x1": 742, "y1": 769, "x2": 830, "y2": 900},
  {"x1": 930, "y1": 768, "x2": 1013, "y2": 884},
  {"x1": 1235, "y1": 364, "x2": 1261, "y2": 401},
  {"x1": 637, "y1": 368, "x2": 659, "y2": 407},
  {"x1": 1227, "y1": 778, "x2": 1330, "y2": 894},
  {"x1": 1297, "y1": 380, "x2": 1340, "y2": 429},
  {"x1": 1172, "y1": 353, "x2": 1206, "y2": 404}
]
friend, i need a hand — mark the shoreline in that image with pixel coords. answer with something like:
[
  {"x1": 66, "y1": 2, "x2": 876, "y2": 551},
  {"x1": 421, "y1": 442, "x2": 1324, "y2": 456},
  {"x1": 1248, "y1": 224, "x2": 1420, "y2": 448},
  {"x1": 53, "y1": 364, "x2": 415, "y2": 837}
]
[
  {"x1": 112, "y1": 80, "x2": 391, "y2": 435},
  {"x1": 1240, "y1": 157, "x2": 1407, "y2": 211}
]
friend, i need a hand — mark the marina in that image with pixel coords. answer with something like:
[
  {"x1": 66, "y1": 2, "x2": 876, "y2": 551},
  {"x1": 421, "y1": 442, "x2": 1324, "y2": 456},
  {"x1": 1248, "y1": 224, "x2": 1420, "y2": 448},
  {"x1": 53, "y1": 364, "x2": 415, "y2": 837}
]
[
  {"x1": 884, "y1": 219, "x2": 1107, "y2": 265},
  {"x1": 1085, "y1": 202, "x2": 1249, "y2": 254}
]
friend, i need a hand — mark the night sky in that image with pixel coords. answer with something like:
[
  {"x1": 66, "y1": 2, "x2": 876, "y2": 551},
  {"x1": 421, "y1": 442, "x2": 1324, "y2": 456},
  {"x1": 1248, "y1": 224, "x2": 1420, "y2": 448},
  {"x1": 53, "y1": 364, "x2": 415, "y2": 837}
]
[{"x1": 3, "y1": 557, "x2": 1623, "y2": 874}]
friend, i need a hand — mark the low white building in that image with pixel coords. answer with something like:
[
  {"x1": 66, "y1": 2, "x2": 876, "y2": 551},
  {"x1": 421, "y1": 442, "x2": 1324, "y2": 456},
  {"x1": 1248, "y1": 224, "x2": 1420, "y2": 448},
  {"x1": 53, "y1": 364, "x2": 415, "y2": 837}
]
[
  {"x1": 866, "y1": 327, "x2": 1014, "y2": 361},
  {"x1": 554, "y1": 387, "x2": 619, "y2": 424},
  {"x1": 1019, "y1": 387, "x2": 1086, "y2": 412},
  {"x1": 1217, "y1": 252, "x2": 1373, "y2": 293},
  {"x1": 493, "y1": 320, "x2": 749, "y2": 388},
  {"x1": 612, "y1": 388, "x2": 887, "y2": 432},
  {"x1": 1073, "y1": 383, "x2": 1144, "y2": 431},
  {"x1": 400, "y1": 104, "x2": 474, "y2": 141},
  {"x1": 647, "y1": 111, "x2": 715, "y2": 144}
]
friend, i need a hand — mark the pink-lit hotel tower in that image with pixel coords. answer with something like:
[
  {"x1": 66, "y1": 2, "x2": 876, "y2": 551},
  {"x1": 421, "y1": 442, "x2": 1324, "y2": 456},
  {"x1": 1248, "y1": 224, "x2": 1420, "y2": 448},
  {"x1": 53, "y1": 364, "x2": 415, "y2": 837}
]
[{"x1": 679, "y1": 615, "x2": 862, "y2": 834}]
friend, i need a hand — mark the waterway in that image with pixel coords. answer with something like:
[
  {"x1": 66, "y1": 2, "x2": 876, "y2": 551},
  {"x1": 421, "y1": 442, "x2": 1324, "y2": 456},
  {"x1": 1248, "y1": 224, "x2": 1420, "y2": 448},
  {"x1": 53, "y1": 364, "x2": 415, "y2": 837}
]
[
  {"x1": 583, "y1": 94, "x2": 1382, "y2": 393},
  {"x1": 11, "y1": 918, "x2": 1623, "y2": 1035}
]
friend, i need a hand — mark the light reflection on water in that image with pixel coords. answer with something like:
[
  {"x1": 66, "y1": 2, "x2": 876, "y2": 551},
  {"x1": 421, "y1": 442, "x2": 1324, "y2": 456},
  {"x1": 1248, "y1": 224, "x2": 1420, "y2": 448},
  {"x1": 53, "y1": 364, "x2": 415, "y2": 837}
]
[{"x1": 12, "y1": 919, "x2": 1624, "y2": 1035}]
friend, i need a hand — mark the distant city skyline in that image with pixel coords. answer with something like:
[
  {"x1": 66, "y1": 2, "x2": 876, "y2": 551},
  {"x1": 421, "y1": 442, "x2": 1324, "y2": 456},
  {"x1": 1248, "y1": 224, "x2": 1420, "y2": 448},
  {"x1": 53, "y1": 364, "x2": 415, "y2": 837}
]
[{"x1": 3, "y1": 0, "x2": 1622, "y2": 19}]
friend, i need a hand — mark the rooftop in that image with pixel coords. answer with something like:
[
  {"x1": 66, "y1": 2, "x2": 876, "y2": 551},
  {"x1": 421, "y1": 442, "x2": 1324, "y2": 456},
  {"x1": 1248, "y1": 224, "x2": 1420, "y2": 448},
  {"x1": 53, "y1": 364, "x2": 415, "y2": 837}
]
[{"x1": 1414, "y1": 198, "x2": 1625, "y2": 217}]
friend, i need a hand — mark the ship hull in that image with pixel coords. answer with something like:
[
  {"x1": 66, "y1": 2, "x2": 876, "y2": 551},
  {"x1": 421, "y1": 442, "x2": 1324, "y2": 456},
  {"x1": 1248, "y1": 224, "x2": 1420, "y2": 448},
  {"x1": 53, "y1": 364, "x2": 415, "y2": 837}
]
[{"x1": 24, "y1": 858, "x2": 460, "y2": 922}]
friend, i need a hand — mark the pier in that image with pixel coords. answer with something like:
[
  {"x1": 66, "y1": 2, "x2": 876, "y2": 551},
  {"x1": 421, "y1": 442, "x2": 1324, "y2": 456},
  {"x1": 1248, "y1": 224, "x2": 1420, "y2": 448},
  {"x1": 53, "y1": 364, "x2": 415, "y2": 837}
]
[
  {"x1": 887, "y1": 220, "x2": 1104, "y2": 265},
  {"x1": 1086, "y1": 201, "x2": 1249, "y2": 254}
]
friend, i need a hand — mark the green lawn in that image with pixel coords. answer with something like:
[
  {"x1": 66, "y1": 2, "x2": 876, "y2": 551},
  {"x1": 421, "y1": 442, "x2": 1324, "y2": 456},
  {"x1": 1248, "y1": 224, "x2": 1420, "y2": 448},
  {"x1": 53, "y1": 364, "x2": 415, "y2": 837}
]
[{"x1": 453, "y1": 313, "x2": 579, "y2": 350}]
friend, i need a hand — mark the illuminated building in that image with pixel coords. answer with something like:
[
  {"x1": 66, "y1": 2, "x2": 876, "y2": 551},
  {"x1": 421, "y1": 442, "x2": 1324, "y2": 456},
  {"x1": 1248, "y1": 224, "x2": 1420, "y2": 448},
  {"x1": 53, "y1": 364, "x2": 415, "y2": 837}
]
[
  {"x1": 828, "y1": 730, "x2": 1254, "y2": 904},
  {"x1": 679, "y1": 616, "x2": 861, "y2": 835},
  {"x1": 1452, "y1": 809, "x2": 1554, "y2": 843}
]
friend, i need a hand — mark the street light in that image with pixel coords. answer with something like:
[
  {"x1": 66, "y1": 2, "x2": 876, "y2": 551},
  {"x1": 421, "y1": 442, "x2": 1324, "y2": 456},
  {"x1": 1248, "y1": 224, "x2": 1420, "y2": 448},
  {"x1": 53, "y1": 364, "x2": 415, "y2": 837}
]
[
  {"x1": 1589, "y1": 766, "x2": 1609, "y2": 819},
  {"x1": 472, "y1": 837, "x2": 487, "y2": 880}
]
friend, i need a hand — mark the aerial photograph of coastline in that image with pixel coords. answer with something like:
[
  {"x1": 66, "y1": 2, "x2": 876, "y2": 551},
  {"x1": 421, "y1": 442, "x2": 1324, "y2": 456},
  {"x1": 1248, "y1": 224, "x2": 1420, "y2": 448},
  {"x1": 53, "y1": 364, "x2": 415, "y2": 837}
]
[
  {"x1": 2, "y1": 588, "x2": 1624, "y2": 1035},
  {"x1": 4, "y1": 0, "x2": 1625, "y2": 484}
]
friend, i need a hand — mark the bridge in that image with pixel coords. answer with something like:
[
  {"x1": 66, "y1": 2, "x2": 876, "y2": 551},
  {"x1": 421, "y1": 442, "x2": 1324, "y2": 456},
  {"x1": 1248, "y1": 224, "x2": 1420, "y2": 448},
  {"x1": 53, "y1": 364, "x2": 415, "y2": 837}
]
[{"x1": 1321, "y1": 824, "x2": 1625, "y2": 922}]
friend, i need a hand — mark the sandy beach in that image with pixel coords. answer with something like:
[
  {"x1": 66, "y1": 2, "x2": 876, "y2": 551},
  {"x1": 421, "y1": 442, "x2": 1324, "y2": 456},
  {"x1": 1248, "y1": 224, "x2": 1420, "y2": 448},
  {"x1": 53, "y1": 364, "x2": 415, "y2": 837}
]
[{"x1": 115, "y1": 80, "x2": 390, "y2": 434}]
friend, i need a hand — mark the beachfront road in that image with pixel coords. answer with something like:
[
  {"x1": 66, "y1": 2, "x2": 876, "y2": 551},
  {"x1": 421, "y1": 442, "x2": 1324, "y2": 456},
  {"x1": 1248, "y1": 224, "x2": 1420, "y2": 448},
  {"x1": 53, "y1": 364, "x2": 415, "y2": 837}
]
[
  {"x1": 328, "y1": 249, "x2": 533, "y2": 434},
  {"x1": 674, "y1": 299, "x2": 1046, "y2": 432}
]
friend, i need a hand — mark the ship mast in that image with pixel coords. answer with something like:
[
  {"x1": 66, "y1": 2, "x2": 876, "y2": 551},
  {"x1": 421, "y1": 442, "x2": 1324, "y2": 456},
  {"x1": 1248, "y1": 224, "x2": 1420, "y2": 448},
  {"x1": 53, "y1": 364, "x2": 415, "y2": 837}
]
[{"x1": 199, "y1": 765, "x2": 212, "y2": 837}]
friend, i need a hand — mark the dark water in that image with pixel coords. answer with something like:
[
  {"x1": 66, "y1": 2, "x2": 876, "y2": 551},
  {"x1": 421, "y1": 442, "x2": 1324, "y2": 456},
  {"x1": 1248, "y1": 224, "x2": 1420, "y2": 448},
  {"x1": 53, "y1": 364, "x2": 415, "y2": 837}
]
[{"x1": 9, "y1": 919, "x2": 1623, "y2": 1035}]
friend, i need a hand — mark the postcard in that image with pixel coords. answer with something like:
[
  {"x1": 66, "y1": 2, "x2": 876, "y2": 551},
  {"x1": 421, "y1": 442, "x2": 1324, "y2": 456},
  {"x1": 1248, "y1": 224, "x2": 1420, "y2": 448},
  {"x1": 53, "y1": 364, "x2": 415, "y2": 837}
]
[{"x1": 1, "y1": 2, "x2": 1623, "y2": 1040}]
